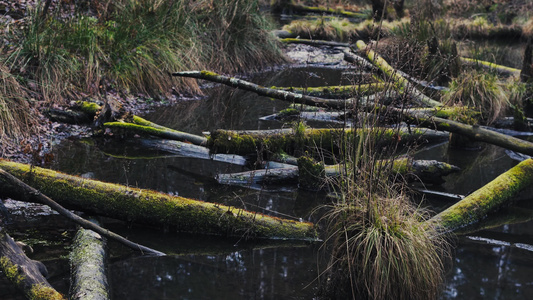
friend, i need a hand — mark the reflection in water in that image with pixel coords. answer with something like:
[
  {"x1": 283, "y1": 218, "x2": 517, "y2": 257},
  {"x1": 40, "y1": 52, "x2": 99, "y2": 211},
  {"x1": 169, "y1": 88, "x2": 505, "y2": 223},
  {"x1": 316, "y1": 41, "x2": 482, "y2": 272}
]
[
  {"x1": 8, "y1": 65, "x2": 529, "y2": 299},
  {"x1": 110, "y1": 246, "x2": 322, "y2": 300}
]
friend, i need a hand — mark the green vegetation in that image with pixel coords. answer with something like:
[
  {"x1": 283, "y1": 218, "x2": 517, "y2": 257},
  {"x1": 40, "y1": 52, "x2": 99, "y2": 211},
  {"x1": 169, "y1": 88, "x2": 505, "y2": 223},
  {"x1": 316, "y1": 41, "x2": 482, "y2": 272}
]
[
  {"x1": 443, "y1": 70, "x2": 511, "y2": 124},
  {"x1": 0, "y1": 0, "x2": 284, "y2": 143}
]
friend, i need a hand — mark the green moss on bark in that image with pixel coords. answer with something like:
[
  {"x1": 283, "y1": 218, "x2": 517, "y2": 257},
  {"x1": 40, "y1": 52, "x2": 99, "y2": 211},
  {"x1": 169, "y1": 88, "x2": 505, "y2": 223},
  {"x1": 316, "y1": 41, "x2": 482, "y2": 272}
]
[{"x1": 0, "y1": 160, "x2": 317, "y2": 241}]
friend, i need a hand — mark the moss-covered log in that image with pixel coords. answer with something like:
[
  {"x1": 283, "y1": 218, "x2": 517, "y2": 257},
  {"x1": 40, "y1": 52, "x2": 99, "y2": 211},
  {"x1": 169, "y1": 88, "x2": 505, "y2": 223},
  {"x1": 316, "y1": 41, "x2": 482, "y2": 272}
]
[
  {"x1": 171, "y1": 71, "x2": 347, "y2": 109},
  {"x1": 208, "y1": 127, "x2": 448, "y2": 157},
  {"x1": 355, "y1": 40, "x2": 444, "y2": 107},
  {"x1": 428, "y1": 158, "x2": 533, "y2": 232},
  {"x1": 216, "y1": 158, "x2": 459, "y2": 186},
  {"x1": 405, "y1": 113, "x2": 533, "y2": 156},
  {"x1": 1, "y1": 226, "x2": 65, "y2": 300},
  {"x1": 0, "y1": 160, "x2": 317, "y2": 241},
  {"x1": 104, "y1": 116, "x2": 207, "y2": 146},
  {"x1": 69, "y1": 220, "x2": 109, "y2": 300},
  {"x1": 0, "y1": 168, "x2": 164, "y2": 256},
  {"x1": 272, "y1": 83, "x2": 387, "y2": 99},
  {"x1": 460, "y1": 57, "x2": 521, "y2": 77}
]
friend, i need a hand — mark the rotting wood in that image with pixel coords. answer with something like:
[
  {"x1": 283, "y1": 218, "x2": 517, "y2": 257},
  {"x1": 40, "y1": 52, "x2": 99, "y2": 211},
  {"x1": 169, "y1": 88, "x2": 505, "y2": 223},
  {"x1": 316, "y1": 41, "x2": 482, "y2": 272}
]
[
  {"x1": 0, "y1": 168, "x2": 165, "y2": 256},
  {"x1": 0, "y1": 160, "x2": 317, "y2": 241},
  {"x1": 427, "y1": 158, "x2": 533, "y2": 232},
  {"x1": 355, "y1": 40, "x2": 444, "y2": 107},
  {"x1": 1, "y1": 226, "x2": 65, "y2": 300},
  {"x1": 69, "y1": 219, "x2": 109, "y2": 300}
]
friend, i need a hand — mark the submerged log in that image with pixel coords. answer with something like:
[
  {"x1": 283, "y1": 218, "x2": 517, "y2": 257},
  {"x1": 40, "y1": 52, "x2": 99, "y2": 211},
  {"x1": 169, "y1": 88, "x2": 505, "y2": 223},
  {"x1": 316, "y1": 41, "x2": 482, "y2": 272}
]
[
  {"x1": 428, "y1": 158, "x2": 533, "y2": 232},
  {"x1": 0, "y1": 160, "x2": 317, "y2": 241},
  {"x1": 208, "y1": 127, "x2": 448, "y2": 156},
  {"x1": 216, "y1": 158, "x2": 459, "y2": 186},
  {"x1": 460, "y1": 57, "x2": 521, "y2": 77},
  {"x1": 1, "y1": 226, "x2": 65, "y2": 300},
  {"x1": 0, "y1": 168, "x2": 165, "y2": 256},
  {"x1": 69, "y1": 219, "x2": 109, "y2": 300},
  {"x1": 171, "y1": 71, "x2": 347, "y2": 109},
  {"x1": 355, "y1": 40, "x2": 444, "y2": 107}
]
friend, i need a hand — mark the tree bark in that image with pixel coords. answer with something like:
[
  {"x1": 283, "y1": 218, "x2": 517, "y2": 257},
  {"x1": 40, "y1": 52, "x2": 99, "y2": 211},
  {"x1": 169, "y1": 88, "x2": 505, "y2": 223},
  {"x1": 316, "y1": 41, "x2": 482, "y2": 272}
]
[
  {"x1": 69, "y1": 219, "x2": 110, "y2": 300},
  {"x1": 272, "y1": 83, "x2": 387, "y2": 99},
  {"x1": 0, "y1": 168, "x2": 165, "y2": 256},
  {"x1": 208, "y1": 127, "x2": 448, "y2": 156},
  {"x1": 1, "y1": 226, "x2": 65, "y2": 300},
  {"x1": 104, "y1": 117, "x2": 207, "y2": 146},
  {"x1": 460, "y1": 57, "x2": 521, "y2": 78},
  {"x1": 172, "y1": 71, "x2": 347, "y2": 109},
  {"x1": 0, "y1": 160, "x2": 317, "y2": 241},
  {"x1": 405, "y1": 112, "x2": 533, "y2": 156},
  {"x1": 216, "y1": 158, "x2": 459, "y2": 186},
  {"x1": 427, "y1": 158, "x2": 533, "y2": 232}
]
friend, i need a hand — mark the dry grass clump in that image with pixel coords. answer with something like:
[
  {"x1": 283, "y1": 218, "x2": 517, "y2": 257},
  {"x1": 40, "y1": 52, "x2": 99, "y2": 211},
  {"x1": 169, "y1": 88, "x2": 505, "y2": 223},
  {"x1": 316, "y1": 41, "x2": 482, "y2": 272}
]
[
  {"x1": 321, "y1": 180, "x2": 449, "y2": 300},
  {"x1": 443, "y1": 70, "x2": 510, "y2": 124},
  {"x1": 0, "y1": 64, "x2": 38, "y2": 148}
]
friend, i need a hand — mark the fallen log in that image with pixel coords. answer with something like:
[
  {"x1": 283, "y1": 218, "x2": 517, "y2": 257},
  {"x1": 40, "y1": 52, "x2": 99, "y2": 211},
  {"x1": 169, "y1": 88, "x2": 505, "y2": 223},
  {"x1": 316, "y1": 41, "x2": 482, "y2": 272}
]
[
  {"x1": 427, "y1": 158, "x2": 533, "y2": 232},
  {"x1": 355, "y1": 40, "x2": 444, "y2": 108},
  {"x1": 271, "y1": 83, "x2": 387, "y2": 98},
  {"x1": 0, "y1": 168, "x2": 165, "y2": 256},
  {"x1": 0, "y1": 160, "x2": 317, "y2": 241},
  {"x1": 70, "y1": 102, "x2": 208, "y2": 146},
  {"x1": 216, "y1": 158, "x2": 459, "y2": 186},
  {"x1": 171, "y1": 71, "x2": 347, "y2": 109},
  {"x1": 208, "y1": 127, "x2": 449, "y2": 156},
  {"x1": 1, "y1": 226, "x2": 65, "y2": 300},
  {"x1": 405, "y1": 112, "x2": 533, "y2": 156},
  {"x1": 460, "y1": 57, "x2": 521, "y2": 77},
  {"x1": 69, "y1": 219, "x2": 109, "y2": 300},
  {"x1": 136, "y1": 139, "x2": 247, "y2": 166}
]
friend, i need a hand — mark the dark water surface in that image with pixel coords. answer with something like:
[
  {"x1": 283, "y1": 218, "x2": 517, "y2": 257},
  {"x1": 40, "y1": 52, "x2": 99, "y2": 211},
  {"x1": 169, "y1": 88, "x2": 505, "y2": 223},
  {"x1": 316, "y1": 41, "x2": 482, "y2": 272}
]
[{"x1": 2, "y1": 65, "x2": 532, "y2": 299}]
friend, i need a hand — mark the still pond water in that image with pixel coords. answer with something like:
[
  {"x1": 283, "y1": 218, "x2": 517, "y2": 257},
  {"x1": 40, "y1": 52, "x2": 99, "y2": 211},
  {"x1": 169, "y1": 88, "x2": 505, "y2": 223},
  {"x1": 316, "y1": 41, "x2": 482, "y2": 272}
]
[{"x1": 2, "y1": 63, "x2": 533, "y2": 299}]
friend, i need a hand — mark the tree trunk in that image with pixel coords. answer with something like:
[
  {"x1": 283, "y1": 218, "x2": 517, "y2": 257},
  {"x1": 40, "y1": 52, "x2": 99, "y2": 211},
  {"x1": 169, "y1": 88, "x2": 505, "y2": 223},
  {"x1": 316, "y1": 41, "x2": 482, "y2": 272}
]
[
  {"x1": 1, "y1": 226, "x2": 65, "y2": 300},
  {"x1": 104, "y1": 117, "x2": 207, "y2": 146},
  {"x1": 0, "y1": 168, "x2": 165, "y2": 256},
  {"x1": 272, "y1": 83, "x2": 387, "y2": 99},
  {"x1": 208, "y1": 127, "x2": 448, "y2": 157},
  {"x1": 427, "y1": 158, "x2": 533, "y2": 232},
  {"x1": 216, "y1": 158, "x2": 459, "y2": 186},
  {"x1": 405, "y1": 112, "x2": 533, "y2": 156},
  {"x1": 0, "y1": 160, "x2": 317, "y2": 241},
  {"x1": 355, "y1": 40, "x2": 444, "y2": 107},
  {"x1": 171, "y1": 71, "x2": 347, "y2": 109},
  {"x1": 69, "y1": 219, "x2": 109, "y2": 300},
  {"x1": 521, "y1": 39, "x2": 533, "y2": 83}
]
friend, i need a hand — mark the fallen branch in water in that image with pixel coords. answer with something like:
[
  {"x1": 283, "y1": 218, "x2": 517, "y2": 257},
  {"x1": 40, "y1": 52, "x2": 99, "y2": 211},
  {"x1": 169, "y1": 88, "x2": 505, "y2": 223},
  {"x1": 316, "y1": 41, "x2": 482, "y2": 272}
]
[
  {"x1": 0, "y1": 160, "x2": 317, "y2": 241},
  {"x1": 0, "y1": 168, "x2": 165, "y2": 256},
  {"x1": 427, "y1": 158, "x2": 533, "y2": 232}
]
